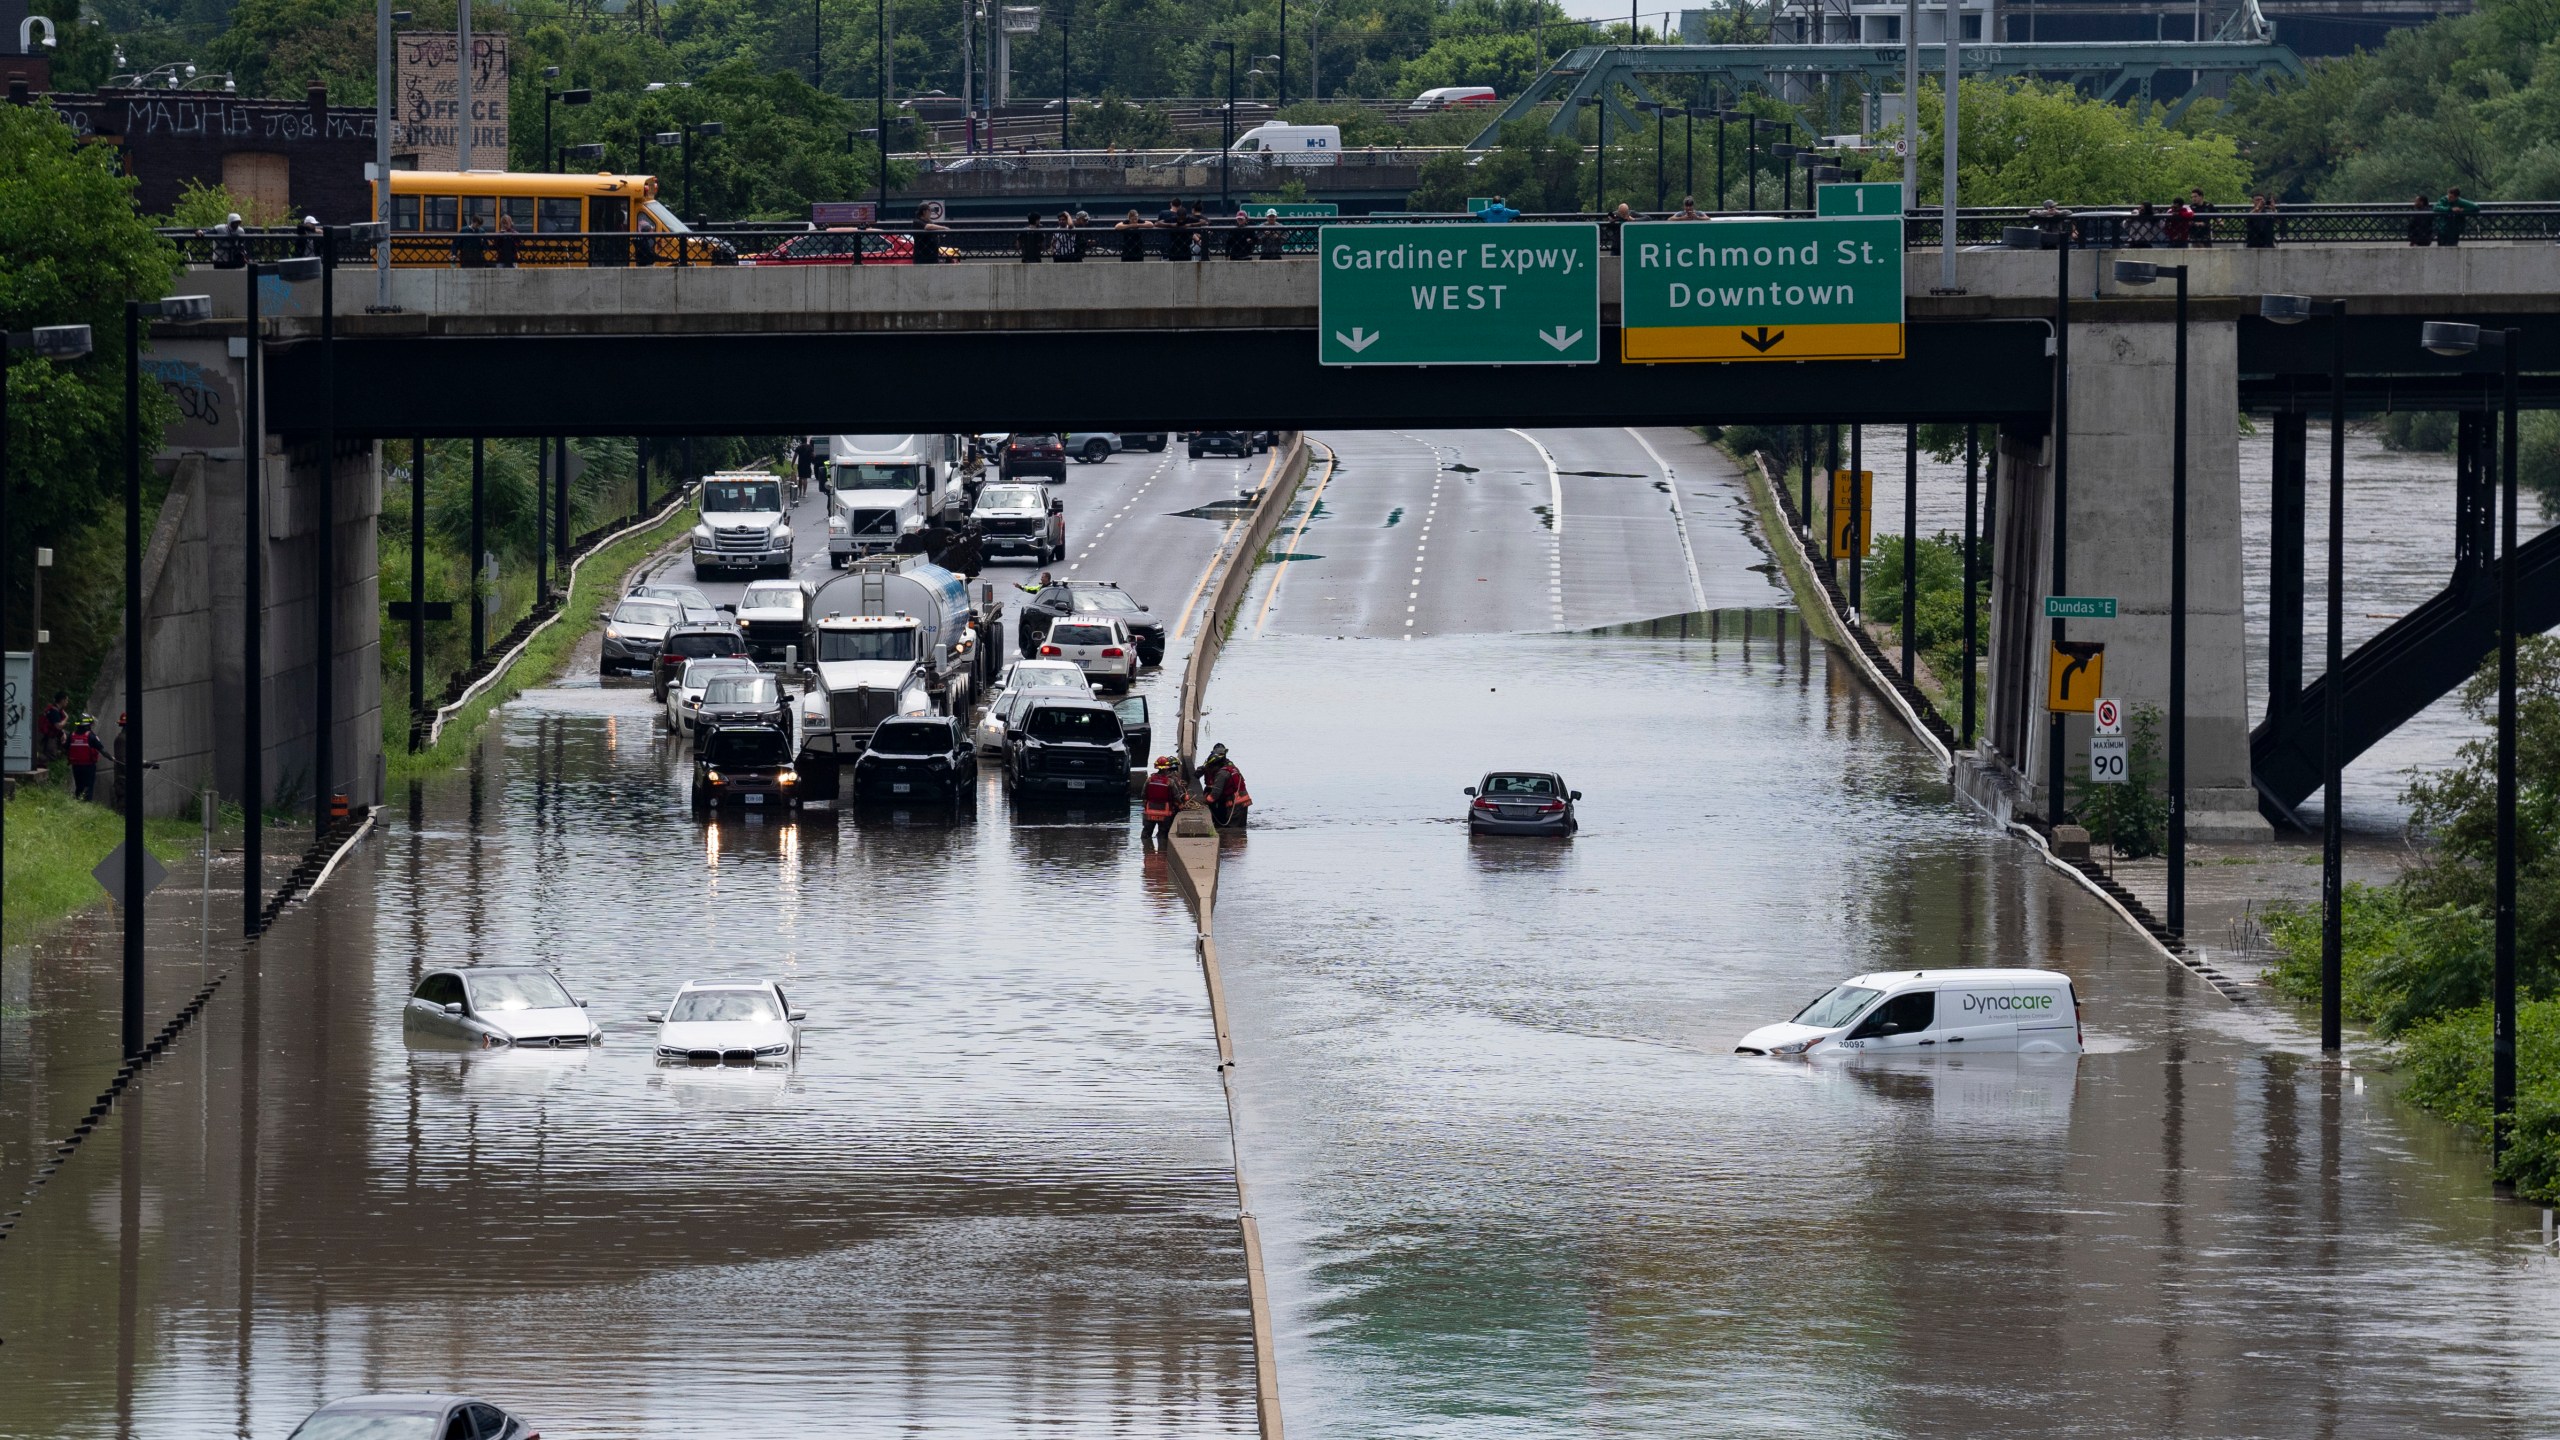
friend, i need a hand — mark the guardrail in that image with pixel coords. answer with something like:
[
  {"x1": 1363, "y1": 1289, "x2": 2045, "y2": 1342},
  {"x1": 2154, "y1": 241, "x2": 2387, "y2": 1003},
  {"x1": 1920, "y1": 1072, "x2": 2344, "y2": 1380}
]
[{"x1": 162, "y1": 203, "x2": 2560, "y2": 272}]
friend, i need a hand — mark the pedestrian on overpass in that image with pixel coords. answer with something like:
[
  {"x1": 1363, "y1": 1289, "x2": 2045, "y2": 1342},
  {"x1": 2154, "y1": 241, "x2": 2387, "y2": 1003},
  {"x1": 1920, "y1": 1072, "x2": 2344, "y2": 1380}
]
[
  {"x1": 912, "y1": 202, "x2": 949, "y2": 264},
  {"x1": 2434, "y1": 187, "x2": 2478, "y2": 246},
  {"x1": 1224, "y1": 207, "x2": 1256, "y2": 261},
  {"x1": 2407, "y1": 194, "x2": 2435, "y2": 246},
  {"x1": 1258, "y1": 209, "x2": 1286, "y2": 259},
  {"x1": 1116, "y1": 209, "x2": 1151, "y2": 261},
  {"x1": 1019, "y1": 211, "x2": 1046, "y2": 263},
  {"x1": 1605, "y1": 201, "x2": 1634, "y2": 254},
  {"x1": 1141, "y1": 757, "x2": 1186, "y2": 843},
  {"x1": 1479, "y1": 195, "x2": 1520, "y2": 223},
  {"x1": 1673, "y1": 195, "x2": 1706, "y2": 220},
  {"x1": 1052, "y1": 209, "x2": 1083, "y2": 261}
]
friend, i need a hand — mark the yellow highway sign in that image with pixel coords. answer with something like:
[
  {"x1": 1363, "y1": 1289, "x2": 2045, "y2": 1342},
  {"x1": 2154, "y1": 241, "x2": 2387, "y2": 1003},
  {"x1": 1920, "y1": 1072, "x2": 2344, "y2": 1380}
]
[
  {"x1": 1828, "y1": 469, "x2": 1872, "y2": 559},
  {"x1": 2048, "y1": 641, "x2": 2105, "y2": 712}
]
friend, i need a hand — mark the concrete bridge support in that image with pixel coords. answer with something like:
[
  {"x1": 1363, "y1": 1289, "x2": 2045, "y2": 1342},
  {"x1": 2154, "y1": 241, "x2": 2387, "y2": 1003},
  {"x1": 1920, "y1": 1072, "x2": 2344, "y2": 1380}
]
[
  {"x1": 1967, "y1": 315, "x2": 2269, "y2": 841},
  {"x1": 89, "y1": 423, "x2": 383, "y2": 820}
]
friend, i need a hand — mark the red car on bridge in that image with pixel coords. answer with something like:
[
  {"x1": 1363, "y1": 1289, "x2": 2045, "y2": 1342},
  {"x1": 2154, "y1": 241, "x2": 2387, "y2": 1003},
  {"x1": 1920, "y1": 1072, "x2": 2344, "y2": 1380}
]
[{"x1": 739, "y1": 229, "x2": 915, "y2": 266}]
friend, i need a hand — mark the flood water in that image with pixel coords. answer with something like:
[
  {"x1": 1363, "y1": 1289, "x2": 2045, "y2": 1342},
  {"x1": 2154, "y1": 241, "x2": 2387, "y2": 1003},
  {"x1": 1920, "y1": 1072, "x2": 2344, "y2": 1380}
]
[
  {"x1": 0, "y1": 678, "x2": 1254, "y2": 1438},
  {"x1": 1205, "y1": 620, "x2": 2560, "y2": 1438},
  {"x1": 7, "y1": 426, "x2": 2558, "y2": 1438}
]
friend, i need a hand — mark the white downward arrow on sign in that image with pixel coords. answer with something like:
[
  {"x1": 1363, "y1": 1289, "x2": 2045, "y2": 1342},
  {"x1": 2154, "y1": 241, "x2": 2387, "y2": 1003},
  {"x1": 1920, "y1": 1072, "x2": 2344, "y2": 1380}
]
[
  {"x1": 1540, "y1": 326, "x2": 1584, "y2": 352},
  {"x1": 1335, "y1": 327, "x2": 1380, "y2": 353}
]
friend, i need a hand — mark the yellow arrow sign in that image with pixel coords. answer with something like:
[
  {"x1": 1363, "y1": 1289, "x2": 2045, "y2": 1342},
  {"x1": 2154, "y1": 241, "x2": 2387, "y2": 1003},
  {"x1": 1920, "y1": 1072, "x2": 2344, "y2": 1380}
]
[
  {"x1": 1828, "y1": 469, "x2": 1872, "y2": 559},
  {"x1": 2048, "y1": 641, "x2": 2105, "y2": 713}
]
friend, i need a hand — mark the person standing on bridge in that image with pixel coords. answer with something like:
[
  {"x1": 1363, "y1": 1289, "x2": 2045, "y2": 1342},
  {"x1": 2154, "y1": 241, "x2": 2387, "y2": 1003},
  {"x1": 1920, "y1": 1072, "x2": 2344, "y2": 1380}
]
[
  {"x1": 1116, "y1": 209, "x2": 1151, "y2": 262},
  {"x1": 2245, "y1": 194, "x2": 2278, "y2": 249},
  {"x1": 2407, "y1": 194, "x2": 2435, "y2": 246},
  {"x1": 1673, "y1": 195, "x2": 1706, "y2": 221},
  {"x1": 1478, "y1": 195, "x2": 1520, "y2": 223},
  {"x1": 1019, "y1": 212, "x2": 1047, "y2": 263},
  {"x1": 1224, "y1": 207, "x2": 1256, "y2": 261},
  {"x1": 1052, "y1": 209, "x2": 1083, "y2": 261},
  {"x1": 2434, "y1": 187, "x2": 2478, "y2": 246},
  {"x1": 1141, "y1": 756, "x2": 1187, "y2": 843},
  {"x1": 2187, "y1": 188, "x2": 2216, "y2": 247}
]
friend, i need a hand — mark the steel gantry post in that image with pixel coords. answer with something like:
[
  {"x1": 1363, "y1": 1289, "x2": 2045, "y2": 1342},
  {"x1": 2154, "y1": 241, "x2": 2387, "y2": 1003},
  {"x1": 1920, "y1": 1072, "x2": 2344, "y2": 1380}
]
[
  {"x1": 1848, "y1": 424, "x2": 1864, "y2": 614},
  {"x1": 409, "y1": 437, "x2": 426, "y2": 751},
  {"x1": 2048, "y1": 233, "x2": 2071, "y2": 832},
  {"x1": 1902, "y1": 422, "x2": 1917, "y2": 685},
  {"x1": 470, "y1": 438, "x2": 486, "y2": 663},
  {"x1": 1963, "y1": 422, "x2": 1979, "y2": 747}
]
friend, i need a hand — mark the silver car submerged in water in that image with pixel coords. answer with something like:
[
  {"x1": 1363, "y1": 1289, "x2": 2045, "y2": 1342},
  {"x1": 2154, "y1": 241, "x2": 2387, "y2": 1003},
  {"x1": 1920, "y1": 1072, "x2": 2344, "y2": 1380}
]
[{"x1": 402, "y1": 966, "x2": 602, "y2": 1051}]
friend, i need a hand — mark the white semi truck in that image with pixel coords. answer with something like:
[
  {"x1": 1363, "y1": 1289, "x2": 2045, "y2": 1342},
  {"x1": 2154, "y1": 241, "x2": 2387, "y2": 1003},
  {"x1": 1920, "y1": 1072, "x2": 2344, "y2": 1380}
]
[
  {"x1": 824, "y1": 434, "x2": 973, "y2": 566},
  {"x1": 791, "y1": 555, "x2": 1001, "y2": 796}
]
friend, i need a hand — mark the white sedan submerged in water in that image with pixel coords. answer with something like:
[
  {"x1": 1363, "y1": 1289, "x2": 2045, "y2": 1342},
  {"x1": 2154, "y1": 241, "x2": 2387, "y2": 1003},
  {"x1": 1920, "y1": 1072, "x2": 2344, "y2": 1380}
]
[{"x1": 650, "y1": 979, "x2": 805, "y2": 1064}]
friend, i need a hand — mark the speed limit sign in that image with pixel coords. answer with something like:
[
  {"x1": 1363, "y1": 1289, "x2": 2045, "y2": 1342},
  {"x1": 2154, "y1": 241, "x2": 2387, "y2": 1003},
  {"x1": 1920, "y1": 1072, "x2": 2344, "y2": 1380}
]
[
  {"x1": 2093, "y1": 697, "x2": 2122, "y2": 736},
  {"x1": 2088, "y1": 734, "x2": 2130, "y2": 784}
]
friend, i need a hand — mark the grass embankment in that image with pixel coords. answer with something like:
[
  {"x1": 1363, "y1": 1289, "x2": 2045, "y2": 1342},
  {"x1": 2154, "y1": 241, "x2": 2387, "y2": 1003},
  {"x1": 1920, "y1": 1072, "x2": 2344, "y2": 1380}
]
[
  {"x1": 1721, "y1": 438, "x2": 1840, "y2": 646},
  {"x1": 2262, "y1": 889, "x2": 2560, "y2": 1201},
  {"x1": 3, "y1": 782, "x2": 202, "y2": 955},
  {"x1": 386, "y1": 499, "x2": 701, "y2": 784}
]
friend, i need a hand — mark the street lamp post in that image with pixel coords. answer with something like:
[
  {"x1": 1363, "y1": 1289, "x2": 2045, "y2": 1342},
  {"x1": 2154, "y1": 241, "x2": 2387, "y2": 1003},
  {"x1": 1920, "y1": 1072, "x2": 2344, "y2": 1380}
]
[
  {"x1": 1212, "y1": 41, "x2": 1236, "y2": 211},
  {"x1": 122, "y1": 294, "x2": 209, "y2": 1047},
  {"x1": 2422, "y1": 318, "x2": 2524, "y2": 1165},
  {"x1": 2118, "y1": 260, "x2": 2190, "y2": 934},
  {"x1": 2263, "y1": 291, "x2": 2348, "y2": 1051},
  {"x1": 876, "y1": 0, "x2": 890, "y2": 216},
  {"x1": 1715, "y1": 108, "x2": 1729, "y2": 206},
  {"x1": 1682, "y1": 104, "x2": 1696, "y2": 202},
  {"x1": 544, "y1": 74, "x2": 592, "y2": 174},
  {"x1": 677, "y1": 122, "x2": 724, "y2": 224},
  {"x1": 1, "y1": 322, "x2": 93, "y2": 1062}
]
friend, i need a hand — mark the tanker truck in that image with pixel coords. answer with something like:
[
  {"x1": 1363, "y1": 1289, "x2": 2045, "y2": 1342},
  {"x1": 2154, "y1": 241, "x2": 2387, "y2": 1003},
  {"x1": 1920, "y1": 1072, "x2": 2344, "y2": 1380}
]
[{"x1": 792, "y1": 555, "x2": 1001, "y2": 797}]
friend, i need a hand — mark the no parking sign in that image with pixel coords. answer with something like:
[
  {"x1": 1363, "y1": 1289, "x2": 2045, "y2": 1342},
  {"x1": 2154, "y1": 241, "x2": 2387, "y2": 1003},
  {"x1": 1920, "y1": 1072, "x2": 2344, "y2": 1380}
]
[{"x1": 2093, "y1": 697, "x2": 2122, "y2": 736}]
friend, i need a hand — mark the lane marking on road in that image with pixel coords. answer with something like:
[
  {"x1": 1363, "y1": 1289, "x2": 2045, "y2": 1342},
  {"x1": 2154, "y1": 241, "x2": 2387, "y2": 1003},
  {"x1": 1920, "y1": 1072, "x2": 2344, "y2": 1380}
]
[
  {"x1": 1625, "y1": 426, "x2": 1710, "y2": 615},
  {"x1": 1507, "y1": 429, "x2": 1568, "y2": 628},
  {"x1": 1253, "y1": 441, "x2": 1339, "y2": 636}
]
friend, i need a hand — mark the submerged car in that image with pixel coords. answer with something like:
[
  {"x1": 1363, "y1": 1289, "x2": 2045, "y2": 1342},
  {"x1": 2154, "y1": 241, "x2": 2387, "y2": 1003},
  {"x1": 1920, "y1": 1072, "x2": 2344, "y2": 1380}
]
[
  {"x1": 1464, "y1": 771, "x2": 1580, "y2": 836},
  {"x1": 851, "y1": 714, "x2": 977, "y2": 802},
  {"x1": 599, "y1": 596, "x2": 683, "y2": 676},
  {"x1": 732, "y1": 579, "x2": 810, "y2": 662},
  {"x1": 403, "y1": 966, "x2": 601, "y2": 1050},
  {"x1": 663, "y1": 656, "x2": 760, "y2": 734},
  {"x1": 649, "y1": 979, "x2": 805, "y2": 1064},
  {"x1": 692, "y1": 719, "x2": 802, "y2": 813},
  {"x1": 650, "y1": 624, "x2": 750, "y2": 701},
  {"x1": 1735, "y1": 968, "x2": 2086, "y2": 1058},
  {"x1": 694, "y1": 670, "x2": 795, "y2": 735},
  {"x1": 974, "y1": 660, "x2": 1100, "y2": 753},
  {"x1": 1005, "y1": 695, "x2": 1130, "y2": 798},
  {"x1": 287, "y1": 1394, "x2": 539, "y2": 1440},
  {"x1": 627, "y1": 582, "x2": 723, "y2": 625}
]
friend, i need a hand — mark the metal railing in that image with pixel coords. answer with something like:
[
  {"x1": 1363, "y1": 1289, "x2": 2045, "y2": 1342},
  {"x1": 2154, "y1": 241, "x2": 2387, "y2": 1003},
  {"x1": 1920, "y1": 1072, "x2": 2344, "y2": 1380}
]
[
  {"x1": 161, "y1": 203, "x2": 2560, "y2": 274},
  {"x1": 898, "y1": 146, "x2": 1456, "y2": 173}
]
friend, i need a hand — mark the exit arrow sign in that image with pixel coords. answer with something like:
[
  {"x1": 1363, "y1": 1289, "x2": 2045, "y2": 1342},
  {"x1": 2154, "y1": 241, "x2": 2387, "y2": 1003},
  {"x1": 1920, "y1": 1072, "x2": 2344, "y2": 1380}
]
[
  {"x1": 1618, "y1": 216, "x2": 1905, "y2": 363},
  {"x1": 1318, "y1": 223, "x2": 1600, "y2": 366}
]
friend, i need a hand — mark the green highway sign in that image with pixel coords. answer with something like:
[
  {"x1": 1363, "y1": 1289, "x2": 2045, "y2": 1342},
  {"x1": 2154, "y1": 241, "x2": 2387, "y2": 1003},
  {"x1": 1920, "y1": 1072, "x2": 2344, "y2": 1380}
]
[
  {"x1": 1254, "y1": 202, "x2": 1339, "y2": 217},
  {"x1": 1618, "y1": 216, "x2": 1905, "y2": 363},
  {"x1": 1318, "y1": 223, "x2": 1600, "y2": 366},
  {"x1": 2045, "y1": 595, "x2": 2118, "y2": 619},
  {"x1": 1816, "y1": 182, "x2": 1905, "y2": 217}
]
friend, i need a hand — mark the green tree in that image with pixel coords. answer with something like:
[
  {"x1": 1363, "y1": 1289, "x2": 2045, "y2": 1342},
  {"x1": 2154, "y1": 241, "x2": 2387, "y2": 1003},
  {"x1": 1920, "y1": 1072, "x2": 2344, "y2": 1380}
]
[
  {"x1": 1408, "y1": 118, "x2": 1581, "y2": 212},
  {"x1": 1862, "y1": 77, "x2": 2249, "y2": 207},
  {"x1": 1, "y1": 102, "x2": 182, "y2": 635}
]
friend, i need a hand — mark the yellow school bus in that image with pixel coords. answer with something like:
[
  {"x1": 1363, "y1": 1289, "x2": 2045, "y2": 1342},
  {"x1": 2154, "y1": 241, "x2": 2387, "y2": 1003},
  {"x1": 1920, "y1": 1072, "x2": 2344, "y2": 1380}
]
[{"x1": 375, "y1": 171, "x2": 735, "y2": 266}]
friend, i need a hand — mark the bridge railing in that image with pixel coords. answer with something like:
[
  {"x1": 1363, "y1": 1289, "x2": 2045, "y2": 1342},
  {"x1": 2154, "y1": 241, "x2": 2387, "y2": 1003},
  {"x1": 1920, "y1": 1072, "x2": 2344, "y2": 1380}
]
[{"x1": 160, "y1": 203, "x2": 2560, "y2": 271}]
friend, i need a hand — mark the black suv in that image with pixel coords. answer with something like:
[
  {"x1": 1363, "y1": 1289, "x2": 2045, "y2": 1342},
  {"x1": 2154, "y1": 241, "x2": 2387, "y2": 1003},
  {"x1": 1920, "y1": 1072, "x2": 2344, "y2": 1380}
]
[
  {"x1": 1005, "y1": 696, "x2": 1131, "y2": 799},
  {"x1": 691, "y1": 720, "x2": 802, "y2": 814},
  {"x1": 651, "y1": 625, "x2": 751, "y2": 701},
  {"x1": 692, "y1": 670, "x2": 795, "y2": 737},
  {"x1": 1002, "y1": 433, "x2": 1067, "y2": 482},
  {"x1": 1188, "y1": 430, "x2": 1271, "y2": 459},
  {"x1": 1016, "y1": 581, "x2": 1165, "y2": 667},
  {"x1": 851, "y1": 715, "x2": 977, "y2": 803}
]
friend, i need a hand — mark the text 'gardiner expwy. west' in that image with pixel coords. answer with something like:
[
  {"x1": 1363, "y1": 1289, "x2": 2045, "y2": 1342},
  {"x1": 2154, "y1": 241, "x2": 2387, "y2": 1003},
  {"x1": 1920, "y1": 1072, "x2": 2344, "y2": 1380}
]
[{"x1": 1326, "y1": 240, "x2": 1587, "y2": 275}]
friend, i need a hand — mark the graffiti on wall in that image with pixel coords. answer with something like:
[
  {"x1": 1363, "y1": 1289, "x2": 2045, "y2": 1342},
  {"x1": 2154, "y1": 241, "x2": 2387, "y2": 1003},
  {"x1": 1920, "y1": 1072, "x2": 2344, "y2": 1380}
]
[{"x1": 396, "y1": 32, "x2": 510, "y2": 169}]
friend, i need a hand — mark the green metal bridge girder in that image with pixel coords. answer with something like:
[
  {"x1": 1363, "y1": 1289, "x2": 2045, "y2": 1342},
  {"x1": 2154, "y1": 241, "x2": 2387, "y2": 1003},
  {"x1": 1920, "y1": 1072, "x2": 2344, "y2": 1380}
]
[{"x1": 1467, "y1": 41, "x2": 2307, "y2": 147}]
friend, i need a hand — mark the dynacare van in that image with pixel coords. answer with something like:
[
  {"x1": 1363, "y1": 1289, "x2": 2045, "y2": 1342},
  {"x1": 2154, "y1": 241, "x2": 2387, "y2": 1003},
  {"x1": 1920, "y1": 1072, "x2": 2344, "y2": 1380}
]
[
  {"x1": 1734, "y1": 968, "x2": 2082, "y2": 1058},
  {"x1": 1229, "y1": 122, "x2": 1340, "y2": 165}
]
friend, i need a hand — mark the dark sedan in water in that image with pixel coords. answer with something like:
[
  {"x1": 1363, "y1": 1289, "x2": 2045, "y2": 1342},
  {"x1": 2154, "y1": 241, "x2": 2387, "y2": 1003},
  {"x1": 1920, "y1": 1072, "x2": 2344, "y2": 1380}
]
[{"x1": 1465, "y1": 771, "x2": 1580, "y2": 836}]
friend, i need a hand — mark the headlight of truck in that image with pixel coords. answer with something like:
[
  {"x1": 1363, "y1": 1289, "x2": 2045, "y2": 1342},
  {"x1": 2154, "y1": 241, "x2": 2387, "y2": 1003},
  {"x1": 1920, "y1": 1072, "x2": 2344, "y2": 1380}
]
[
  {"x1": 691, "y1": 524, "x2": 712, "y2": 544},
  {"x1": 771, "y1": 524, "x2": 792, "y2": 544},
  {"x1": 828, "y1": 515, "x2": 848, "y2": 533}
]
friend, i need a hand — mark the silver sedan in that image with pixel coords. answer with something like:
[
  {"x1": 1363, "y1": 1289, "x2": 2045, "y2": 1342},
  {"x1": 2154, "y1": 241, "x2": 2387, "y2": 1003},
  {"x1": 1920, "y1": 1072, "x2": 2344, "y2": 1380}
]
[{"x1": 402, "y1": 966, "x2": 602, "y2": 1051}]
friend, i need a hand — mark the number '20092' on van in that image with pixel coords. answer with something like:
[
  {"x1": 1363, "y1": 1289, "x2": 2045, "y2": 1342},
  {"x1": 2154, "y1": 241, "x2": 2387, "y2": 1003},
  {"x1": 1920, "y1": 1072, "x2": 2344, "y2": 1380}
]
[{"x1": 1735, "y1": 968, "x2": 2083, "y2": 1058}]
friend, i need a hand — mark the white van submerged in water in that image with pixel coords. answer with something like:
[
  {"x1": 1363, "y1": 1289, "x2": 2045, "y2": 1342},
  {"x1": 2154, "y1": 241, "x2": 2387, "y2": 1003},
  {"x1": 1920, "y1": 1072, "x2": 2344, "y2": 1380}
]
[{"x1": 1736, "y1": 968, "x2": 2082, "y2": 1058}]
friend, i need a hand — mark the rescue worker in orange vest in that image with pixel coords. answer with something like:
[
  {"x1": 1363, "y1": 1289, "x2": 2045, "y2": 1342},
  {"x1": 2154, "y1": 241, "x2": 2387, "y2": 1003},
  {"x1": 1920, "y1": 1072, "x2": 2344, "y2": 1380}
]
[
  {"x1": 1141, "y1": 755, "x2": 1186, "y2": 842},
  {"x1": 64, "y1": 716, "x2": 102, "y2": 803},
  {"x1": 1196, "y1": 743, "x2": 1251, "y2": 829}
]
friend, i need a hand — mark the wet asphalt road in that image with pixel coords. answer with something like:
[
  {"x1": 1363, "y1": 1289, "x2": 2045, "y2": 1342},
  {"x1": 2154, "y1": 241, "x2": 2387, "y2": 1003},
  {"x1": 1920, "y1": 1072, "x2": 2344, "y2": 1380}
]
[{"x1": 4, "y1": 430, "x2": 2556, "y2": 1437}]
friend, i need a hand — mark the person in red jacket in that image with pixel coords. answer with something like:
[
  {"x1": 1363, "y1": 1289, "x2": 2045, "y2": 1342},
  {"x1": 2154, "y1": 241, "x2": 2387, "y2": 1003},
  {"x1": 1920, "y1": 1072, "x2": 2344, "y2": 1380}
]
[
  {"x1": 64, "y1": 716, "x2": 101, "y2": 802},
  {"x1": 1196, "y1": 743, "x2": 1252, "y2": 829},
  {"x1": 1141, "y1": 756, "x2": 1186, "y2": 843}
]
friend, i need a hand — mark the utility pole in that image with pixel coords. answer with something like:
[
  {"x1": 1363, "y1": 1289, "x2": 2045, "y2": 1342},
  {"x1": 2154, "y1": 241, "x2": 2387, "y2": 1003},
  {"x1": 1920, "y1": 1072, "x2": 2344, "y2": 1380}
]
[{"x1": 1902, "y1": 0, "x2": 1918, "y2": 206}]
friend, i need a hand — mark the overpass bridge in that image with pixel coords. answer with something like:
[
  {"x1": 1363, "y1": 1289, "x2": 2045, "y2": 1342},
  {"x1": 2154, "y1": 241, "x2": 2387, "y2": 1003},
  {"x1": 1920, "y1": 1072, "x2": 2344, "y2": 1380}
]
[{"x1": 166, "y1": 238, "x2": 2560, "y2": 837}]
